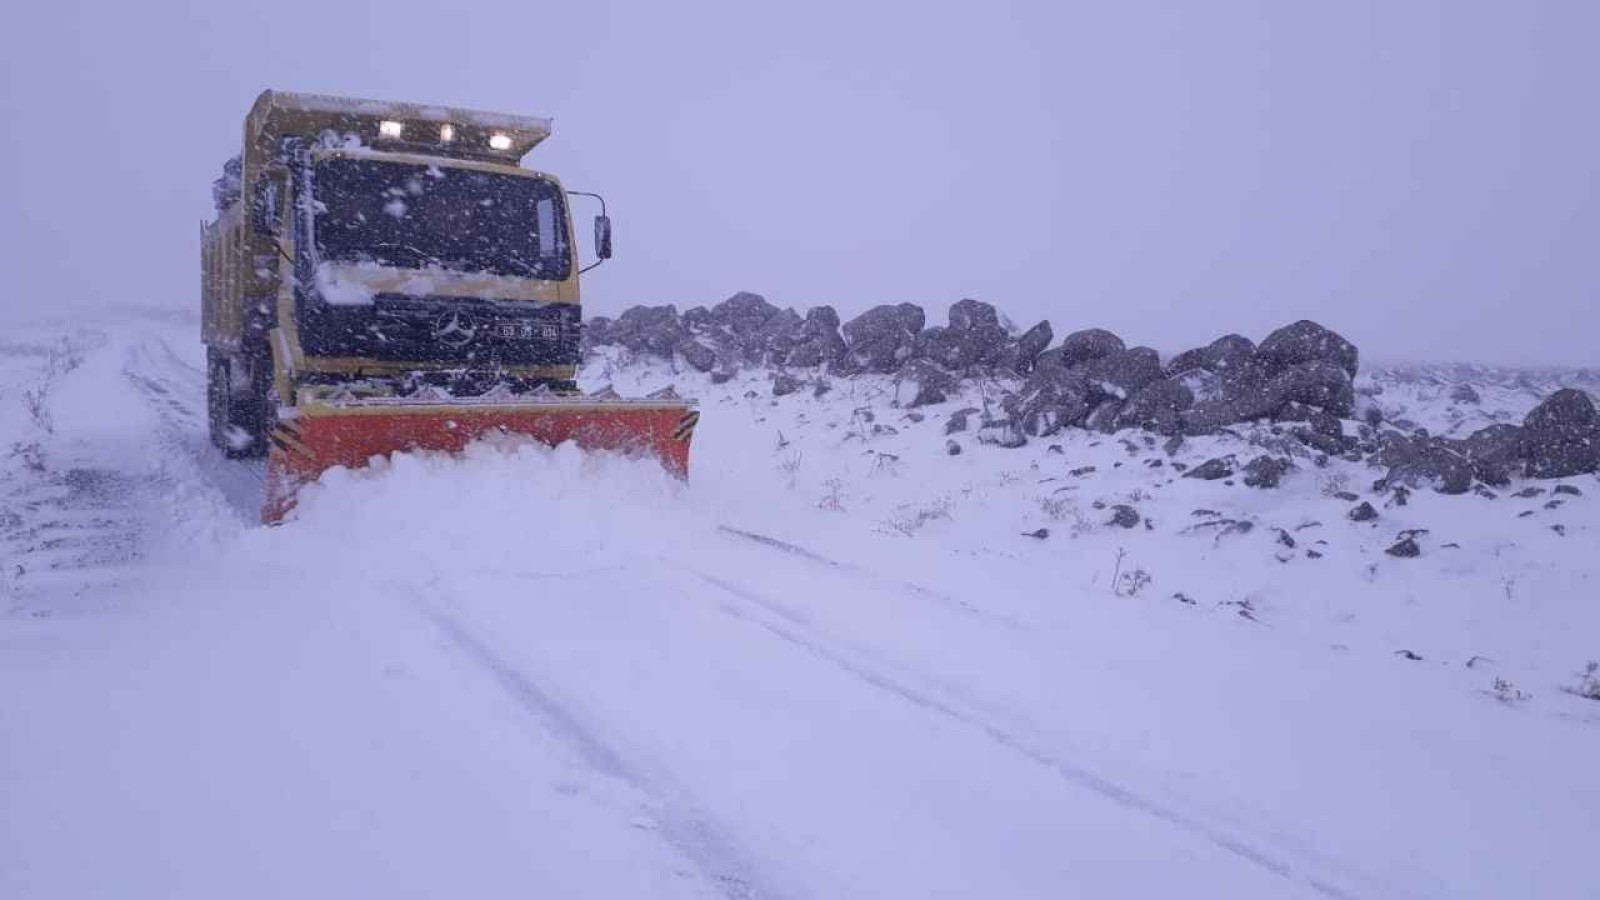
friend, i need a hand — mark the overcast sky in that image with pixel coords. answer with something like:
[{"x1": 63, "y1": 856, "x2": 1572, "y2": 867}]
[{"x1": 3, "y1": 0, "x2": 1596, "y2": 365}]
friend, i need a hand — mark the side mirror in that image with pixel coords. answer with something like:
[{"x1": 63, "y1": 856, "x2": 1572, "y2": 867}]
[
  {"x1": 594, "y1": 215, "x2": 613, "y2": 260},
  {"x1": 250, "y1": 178, "x2": 281, "y2": 237}
]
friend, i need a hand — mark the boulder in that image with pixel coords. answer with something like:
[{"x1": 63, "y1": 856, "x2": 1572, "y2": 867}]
[
  {"x1": 1258, "y1": 320, "x2": 1360, "y2": 379},
  {"x1": 1262, "y1": 361, "x2": 1354, "y2": 417},
  {"x1": 1349, "y1": 501, "x2": 1379, "y2": 522},
  {"x1": 1058, "y1": 328, "x2": 1126, "y2": 367},
  {"x1": 772, "y1": 373, "x2": 803, "y2": 397},
  {"x1": 1385, "y1": 445, "x2": 1474, "y2": 495},
  {"x1": 1008, "y1": 320, "x2": 1053, "y2": 375},
  {"x1": 1006, "y1": 367, "x2": 1091, "y2": 437},
  {"x1": 895, "y1": 359, "x2": 958, "y2": 408},
  {"x1": 1082, "y1": 347, "x2": 1164, "y2": 401},
  {"x1": 610, "y1": 305, "x2": 686, "y2": 357},
  {"x1": 944, "y1": 407, "x2": 981, "y2": 435},
  {"x1": 1520, "y1": 389, "x2": 1600, "y2": 478},
  {"x1": 677, "y1": 338, "x2": 717, "y2": 373},
  {"x1": 948, "y1": 297, "x2": 1000, "y2": 331},
  {"x1": 1109, "y1": 505, "x2": 1141, "y2": 528},
  {"x1": 1452, "y1": 423, "x2": 1523, "y2": 486},
  {"x1": 842, "y1": 303, "x2": 925, "y2": 373},
  {"x1": 710, "y1": 291, "x2": 780, "y2": 336},
  {"x1": 1083, "y1": 399, "x2": 1125, "y2": 434},
  {"x1": 1243, "y1": 455, "x2": 1291, "y2": 489},
  {"x1": 1185, "y1": 457, "x2": 1235, "y2": 480},
  {"x1": 1114, "y1": 378, "x2": 1194, "y2": 433},
  {"x1": 1167, "y1": 334, "x2": 1256, "y2": 377},
  {"x1": 976, "y1": 417, "x2": 1027, "y2": 449},
  {"x1": 1450, "y1": 383, "x2": 1482, "y2": 404}
]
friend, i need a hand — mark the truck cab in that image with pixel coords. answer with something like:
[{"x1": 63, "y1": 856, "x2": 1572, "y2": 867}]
[{"x1": 202, "y1": 90, "x2": 611, "y2": 456}]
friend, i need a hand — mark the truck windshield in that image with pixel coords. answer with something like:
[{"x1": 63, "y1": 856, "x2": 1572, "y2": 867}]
[{"x1": 311, "y1": 157, "x2": 570, "y2": 281}]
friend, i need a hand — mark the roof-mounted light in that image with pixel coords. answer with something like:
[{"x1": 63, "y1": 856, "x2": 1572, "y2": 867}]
[
  {"x1": 378, "y1": 120, "x2": 404, "y2": 139},
  {"x1": 439, "y1": 123, "x2": 455, "y2": 142},
  {"x1": 488, "y1": 132, "x2": 513, "y2": 151}
]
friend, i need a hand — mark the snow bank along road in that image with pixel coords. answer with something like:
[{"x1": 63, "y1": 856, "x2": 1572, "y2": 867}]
[{"x1": 3, "y1": 311, "x2": 1597, "y2": 898}]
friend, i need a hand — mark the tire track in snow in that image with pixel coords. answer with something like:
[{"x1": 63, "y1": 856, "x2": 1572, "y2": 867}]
[
  {"x1": 420, "y1": 603, "x2": 798, "y2": 900},
  {"x1": 716, "y1": 525, "x2": 1024, "y2": 631},
  {"x1": 674, "y1": 562, "x2": 1397, "y2": 900}
]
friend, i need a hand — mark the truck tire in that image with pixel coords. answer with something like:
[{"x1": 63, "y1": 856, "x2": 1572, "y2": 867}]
[{"x1": 207, "y1": 347, "x2": 269, "y2": 458}]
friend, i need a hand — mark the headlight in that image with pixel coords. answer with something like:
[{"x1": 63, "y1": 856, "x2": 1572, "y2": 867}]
[
  {"x1": 439, "y1": 123, "x2": 456, "y2": 142},
  {"x1": 378, "y1": 120, "x2": 404, "y2": 139},
  {"x1": 488, "y1": 133, "x2": 513, "y2": 151}
]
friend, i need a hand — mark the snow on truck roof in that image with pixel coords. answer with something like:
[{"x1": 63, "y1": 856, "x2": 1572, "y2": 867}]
[{"x1": 248, "y1": 90, "x2": 552, "y2": 162}]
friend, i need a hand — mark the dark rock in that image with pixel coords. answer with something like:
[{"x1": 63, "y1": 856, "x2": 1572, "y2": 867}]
[
  {"x1": 772, "y1": 373, "x2": 803, "y2": 397},
  {"x1": 1521, "y1": 389, "x2": 1600, "y2": 478},
  {"x1": 1386, "y1": 537, "x2": 1421, "y2": 558},
  {"x1": 1022, "y1": 527, "x2": 1048, "y2": 539},
  {"x1": 783, "y1": 305, "x2": 849, "y2": 368},
  {"x1": 1167, "y1": 334, "x2": 1256, "y2": 377},
  {"x1": 710, "y1": 369, "x2": 736, "y2": 385},
  {"x1": 1258, "y1": 320, "x2": 1360, "y2": 379},
  {"x1": 610, "y1": 304, "x2": 686, "y2": 357},
  {"x1": 1334, "y1": 491, "x2": 1360, "y2": 502},
  {"x1": 582, "y1": 315, "x2": 615, "y2": 351},
  {"x1": 948, "y1": 297, "x2": 1000, "y2": 331},
  {"x1": 1058, "y1": 328, "x2": 1126, "y2": 367},
  {"x1": 1451, "y1": 383, "x2": 1482, "y2": 404},
  {"x1": 1185, "y1": 457, "x2": 1235, "y2": 481},
  {"x1": 710, "y1": 291, "x2": 780, "y2": 336},
  {"x1": 1243, "y1": 455, "x2": 1291, "y2": 489},
  {"x1": 1109, "y1": 505, "x2": 1141, "y2": 528},
  {"x1": 895, "y1": 359, "x2": 958, "y2": 408},
  {"x1": 813, "y1": 379, "x2": 832, "y2": 398},
  {"x1": 1070, "y1": 465, "x2": 1097, "y2": 477},
  {"x1": 1082, "y1": 347, "x2": 1164, "y2": 402},
  {"x1": 1386, "y1": 445, "x2": 1474, "y2": 495},
  {"x1": 1513, "y1": 486, "x2": 1545, "y2": 498},
  {"x1": 1387, "y1": 485, "x2": 1412, "y2": 507},
  {"x1": 1009, "y1": 321, "x2": 1053, "y2": 375},
  {"x1": 677, "y1": 338, "x2": 717, "y2": 373},
  {"x1": 1294, "y1": 427, "x2": 1355, "y2": 457},
  {"x1": 1265, "y1": 361, "x2": 1355, "y2": 417},
  {"x1": 841, "y1": 304, "x2": 926, "y2": 373},
  {"x1": 1005, "y1": 366, "x2": 1090, "y2": 437},
  {"x1": 1554, "y1": 484, "x2": 1583, "y2": 496},
  {"x1": 1083, "y1": 399, "x2": 1124, "y2": 434},
  {"x1": 946, "y1": 439, "x2": 963, "y2": 456},
  {"x1": 944, "y1": 407, "x2": 981, "y2": 435},
  {"x1": 1453, "y1": 423, "x2": 1523, "y2": 487},
  {"x1": 1162, "y1": 435, "x2": 1185, "y2": 456},
  {"x1": 914, "y1": 320, "x2": 1008, "y2": 371},
  {"x1": 1113, "y1": 377, "x2": 1196, "y2": 434},
  {"x1": 681, "y1": 306, "x2": 713, "y2": 331},
  {"x1": 1348, "y1": 501, "x2": 1379, "y2": 522},
  {"x1": 976, "y1": 418, "x2": 1027, "y2": 448}
]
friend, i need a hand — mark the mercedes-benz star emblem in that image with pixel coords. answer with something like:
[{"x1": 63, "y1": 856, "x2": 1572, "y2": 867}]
[{"x1": 432, "y1": 310, "x2": 478, "y2": 348}]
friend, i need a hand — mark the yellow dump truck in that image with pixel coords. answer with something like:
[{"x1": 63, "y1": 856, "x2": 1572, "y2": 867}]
[{"x1": 202, "y1": 91, "x2": 697, "y2": 522}]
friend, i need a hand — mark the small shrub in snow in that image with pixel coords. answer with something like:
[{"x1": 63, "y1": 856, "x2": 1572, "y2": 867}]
[
  {"x1": 882, "y1": 497, "x2": 952, "y2": 536},
  {"x1": 1491, "y1": 678, "x2": 1531, "y2": 705},
  {"x1": 818, "y1": 478, "x2": 846, "y2": 512},
  {"x1": 1564, "y1": 662, "x2": 1600, "y2": 702}
]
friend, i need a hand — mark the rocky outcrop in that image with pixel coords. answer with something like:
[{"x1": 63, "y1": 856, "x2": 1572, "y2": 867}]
[
  {"x1": 581, "y1": 295, "x2": 1595, "y2": 490},
  {"x1": 1520, "y1": 389, "x2": 1600, "y2": 478}
]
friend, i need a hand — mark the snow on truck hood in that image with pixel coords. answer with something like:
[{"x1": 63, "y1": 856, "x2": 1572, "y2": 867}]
[{"x1": 313, "y1": 260, "x2": 568, "y2": 306}]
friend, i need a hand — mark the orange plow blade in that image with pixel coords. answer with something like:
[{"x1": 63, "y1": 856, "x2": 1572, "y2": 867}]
[{"x1": 262, "y1": 396, "x2": 699, "y2": 524}]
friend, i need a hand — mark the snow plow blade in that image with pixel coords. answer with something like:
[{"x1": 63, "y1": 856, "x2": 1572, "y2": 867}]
[{"x1": 262, "y1": 393, "x2": 698, "y2": 524}]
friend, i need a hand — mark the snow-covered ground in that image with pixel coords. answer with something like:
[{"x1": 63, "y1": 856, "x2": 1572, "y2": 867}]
[{"x1": 3, "y1": 310, "x2": 1597, "y2": 899}]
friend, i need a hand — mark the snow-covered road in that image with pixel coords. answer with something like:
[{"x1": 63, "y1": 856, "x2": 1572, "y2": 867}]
[{"x1": 3, "y1": 312, "x2": 1597, "y2": 898}]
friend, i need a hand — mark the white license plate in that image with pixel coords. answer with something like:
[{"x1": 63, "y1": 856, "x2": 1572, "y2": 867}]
[{"x1": 493, "y1": 323, "x2": 559, "y2": 340}]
